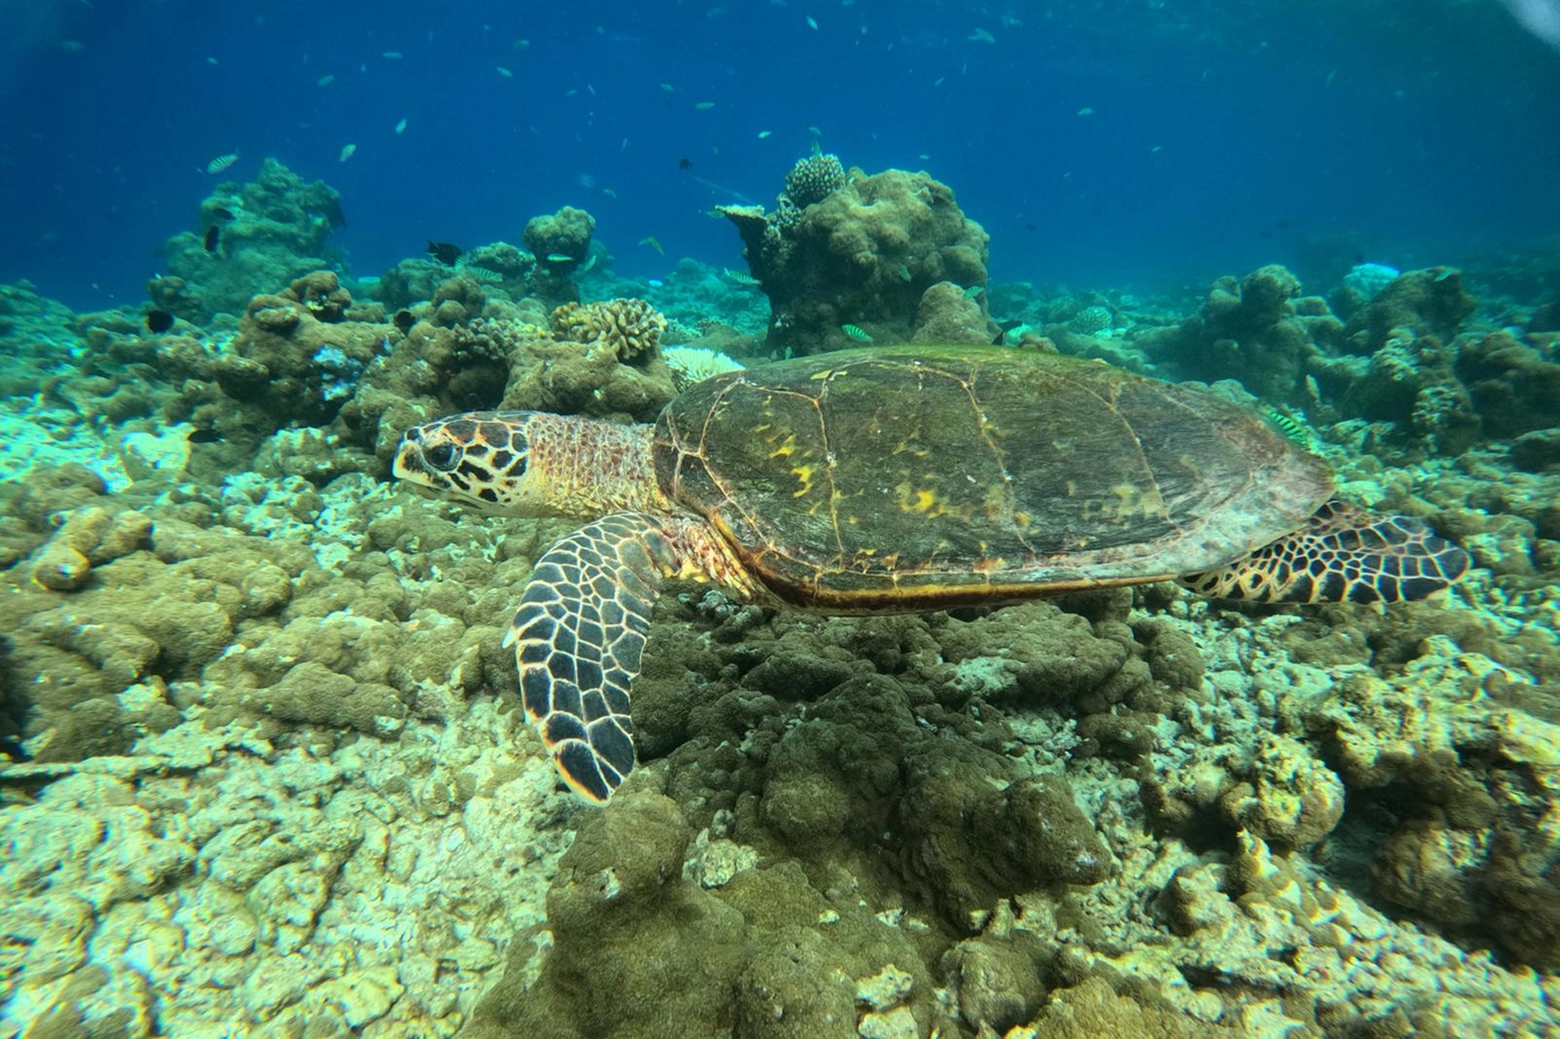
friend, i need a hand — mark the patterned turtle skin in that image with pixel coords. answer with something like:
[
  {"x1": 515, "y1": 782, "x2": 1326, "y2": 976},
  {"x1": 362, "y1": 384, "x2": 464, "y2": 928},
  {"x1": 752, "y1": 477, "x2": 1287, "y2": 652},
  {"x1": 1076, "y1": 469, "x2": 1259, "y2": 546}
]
[{"x1": 394, "y1": 346, "x2": 1470, "y2": 802}]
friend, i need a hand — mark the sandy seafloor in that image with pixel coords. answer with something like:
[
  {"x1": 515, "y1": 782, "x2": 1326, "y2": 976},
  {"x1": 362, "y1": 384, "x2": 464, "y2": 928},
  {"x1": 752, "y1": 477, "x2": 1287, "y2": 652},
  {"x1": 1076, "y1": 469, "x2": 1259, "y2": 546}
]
[{"x1": 2, "y1": 239, "x2": 1560, "y2": 1038}]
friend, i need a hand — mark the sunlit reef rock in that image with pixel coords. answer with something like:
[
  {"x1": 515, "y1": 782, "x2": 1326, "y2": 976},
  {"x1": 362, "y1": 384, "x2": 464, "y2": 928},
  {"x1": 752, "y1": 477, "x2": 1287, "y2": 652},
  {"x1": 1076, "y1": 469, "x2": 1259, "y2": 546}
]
[
  {"x1": 150, "y1": 158, "x2": 347, "y2": 322},
  {"x1": 722, "y1": 159, "x2": 990, "y2": 355}
]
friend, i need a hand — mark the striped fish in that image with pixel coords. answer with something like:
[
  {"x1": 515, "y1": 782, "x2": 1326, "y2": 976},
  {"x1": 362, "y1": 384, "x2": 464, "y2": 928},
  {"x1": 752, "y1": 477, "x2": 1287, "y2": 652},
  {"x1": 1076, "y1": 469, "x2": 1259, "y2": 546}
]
[{"x1": 206, "y1": 152, "x2": 239, "y2": 175}]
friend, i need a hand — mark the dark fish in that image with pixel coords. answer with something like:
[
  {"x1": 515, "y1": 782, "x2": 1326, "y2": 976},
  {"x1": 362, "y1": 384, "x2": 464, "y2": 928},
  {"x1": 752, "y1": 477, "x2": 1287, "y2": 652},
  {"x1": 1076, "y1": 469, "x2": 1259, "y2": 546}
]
[
  {"x1": 678, "y1": 157, "x2": 692, "y2": 169},
  {"x1": 393, "y1": 309, "x2": 416, "y2": 332},
  {"x1": 145, "y1": 309, "x2": 175, "y2": 333},
  {"x1": 1259, "y1": 229, "x2": 1274, "y2": 239},
  {"x1": 210, "y1": 206, "x2": 235, "y2": 221},
  {"x1": 203, "y1": 225, "x2": 220, "y2": 252},
  {"x1": 1024, "y1": 222, "x2": 1037, "y2": 232},
  {"x1": 427, "y1": 241, "x2": 462, "y2": 266},
  {"x1": 324, "y1": 198, "x2": 348, "y2": 228},
  {"x1": 1278, "y1": 219, "x2": 1292, "y2": 228},
  {"x1": 187, "y1": 428, "x2": 222, "y2": 444}
]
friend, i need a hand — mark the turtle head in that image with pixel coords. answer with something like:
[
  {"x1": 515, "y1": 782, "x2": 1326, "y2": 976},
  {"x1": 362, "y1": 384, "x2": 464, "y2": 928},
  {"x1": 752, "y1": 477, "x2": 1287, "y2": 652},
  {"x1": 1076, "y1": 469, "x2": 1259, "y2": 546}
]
[{"x1": 393, "y1": 410, "x2": 553, "y2": 513}]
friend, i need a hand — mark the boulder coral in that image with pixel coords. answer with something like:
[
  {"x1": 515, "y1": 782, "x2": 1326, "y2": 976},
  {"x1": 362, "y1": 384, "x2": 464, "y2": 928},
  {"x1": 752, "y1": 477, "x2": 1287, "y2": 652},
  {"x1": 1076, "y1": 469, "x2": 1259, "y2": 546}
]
[
  {"x1": 1142, "y1": 264, "x2": 1323, "y2": 403},
  {"x1": 211, "y1": 271, "x2": 391, "y2": 433},
  {"x1": 722, "y1": 162, "x2": 990, "y2": 354},
  {"x1": 152, "y1": 158, "x2": 347, "y2": 321}
]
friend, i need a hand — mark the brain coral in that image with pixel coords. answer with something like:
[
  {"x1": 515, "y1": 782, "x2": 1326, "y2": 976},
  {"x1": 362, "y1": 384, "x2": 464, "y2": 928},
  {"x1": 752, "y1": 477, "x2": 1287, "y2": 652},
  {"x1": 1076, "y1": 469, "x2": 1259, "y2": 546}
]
[{"x1": 550, "y1": 298, "x2": 668, "y2": 362}]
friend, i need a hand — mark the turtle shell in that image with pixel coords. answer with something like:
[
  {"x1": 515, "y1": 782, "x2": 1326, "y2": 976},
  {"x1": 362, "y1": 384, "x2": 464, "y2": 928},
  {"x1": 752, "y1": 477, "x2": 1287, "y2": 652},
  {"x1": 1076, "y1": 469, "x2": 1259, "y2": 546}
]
[{"x1": 651, "y1": 347, "x2": 1333, "y2": 611}]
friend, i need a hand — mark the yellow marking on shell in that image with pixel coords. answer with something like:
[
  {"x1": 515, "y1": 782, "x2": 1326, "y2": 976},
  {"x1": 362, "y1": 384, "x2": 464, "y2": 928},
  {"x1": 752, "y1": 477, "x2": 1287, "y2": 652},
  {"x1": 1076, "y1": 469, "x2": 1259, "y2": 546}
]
[
  {"x1": 898, "y1": 481, "x2": 942, "y2": 515},
  {"x1": 768, "y1": 432, "x2": 798, "y2": 458},
  {"x1": 791, "y1": 463, "x2": 817, "y2": 498}
]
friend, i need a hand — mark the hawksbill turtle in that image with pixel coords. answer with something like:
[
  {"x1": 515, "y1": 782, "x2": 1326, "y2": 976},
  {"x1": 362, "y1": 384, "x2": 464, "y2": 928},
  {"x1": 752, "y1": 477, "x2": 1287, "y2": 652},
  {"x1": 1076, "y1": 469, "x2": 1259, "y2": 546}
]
[{"x1": 393, "y1": 347, "x2": 1469, "y2": 802}]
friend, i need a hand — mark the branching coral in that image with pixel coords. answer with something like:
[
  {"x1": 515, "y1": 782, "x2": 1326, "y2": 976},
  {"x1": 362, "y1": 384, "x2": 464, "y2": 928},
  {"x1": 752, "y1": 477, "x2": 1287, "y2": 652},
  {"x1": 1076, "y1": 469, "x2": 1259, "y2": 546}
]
[{"x1": 550, "y1": 298, "x2": 667, "y2": 362}]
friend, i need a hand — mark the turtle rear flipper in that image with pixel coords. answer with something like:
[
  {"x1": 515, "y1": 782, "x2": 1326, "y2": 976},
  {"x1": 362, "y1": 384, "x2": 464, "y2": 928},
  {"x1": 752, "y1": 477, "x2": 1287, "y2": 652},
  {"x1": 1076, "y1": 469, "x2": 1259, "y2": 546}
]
[
  {"x1": 506, "y1": 512, "x2": 671, "y2": 802},
  {"x1": 1178, "y1": 500, "x2": 1470, "y2": 605}
]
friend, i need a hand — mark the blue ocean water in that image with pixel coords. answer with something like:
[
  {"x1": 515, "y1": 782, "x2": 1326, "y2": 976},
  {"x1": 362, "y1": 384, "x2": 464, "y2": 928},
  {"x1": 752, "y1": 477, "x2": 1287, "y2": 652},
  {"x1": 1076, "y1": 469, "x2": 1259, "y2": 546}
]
[{"x1": 3, "y1": 0, "x2": 1558, "y2": 308}]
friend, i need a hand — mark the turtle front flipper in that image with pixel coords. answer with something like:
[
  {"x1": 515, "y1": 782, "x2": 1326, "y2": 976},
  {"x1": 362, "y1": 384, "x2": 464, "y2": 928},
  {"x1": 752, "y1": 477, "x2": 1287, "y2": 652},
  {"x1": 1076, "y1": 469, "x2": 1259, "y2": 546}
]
[
  {"x1": 1178, "y1": 500, "x2": 1470, "y2": 605},
  {"x1": 505, "y1": 512, "x2": 674, "y2": 802}
]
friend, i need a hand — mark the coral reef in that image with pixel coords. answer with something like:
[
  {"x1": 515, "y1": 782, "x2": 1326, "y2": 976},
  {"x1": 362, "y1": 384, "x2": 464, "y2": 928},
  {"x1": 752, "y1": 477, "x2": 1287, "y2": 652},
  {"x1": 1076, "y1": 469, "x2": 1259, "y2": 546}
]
[
  {"x1": 721, "y1": 161, "x2": 990, "y2": 354},
  {"x1": 6, "y1": 182, "x2": 1560, "y2": 1038}
]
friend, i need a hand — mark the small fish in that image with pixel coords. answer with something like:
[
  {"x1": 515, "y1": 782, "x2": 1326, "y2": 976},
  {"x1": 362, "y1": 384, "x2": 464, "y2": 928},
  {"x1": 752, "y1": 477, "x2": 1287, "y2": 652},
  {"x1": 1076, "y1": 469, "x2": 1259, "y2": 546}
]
[
  {"x1": 187, "y1": 428, "x2": 223, "y2": 445},
  {"x1": 694, "y1": 101, "x2": 716, "y2": 110},
  {"x1": 961, "y1": 284, "x2": 983, "y2": 301},
  {"x1": 393, "y1": 309, "x2": 417, "y2": 333},
  {"x1": 394, "y1": 117, "x2": 408, "y2": 134},
  {"x1": 339, "y1": 143, "x2": 357, "y2": 162},
  {"x1": 757, "y1": 130, "x2": 772, "y2": 139},
  {"x1": 994, "y1": 320, "x2": 1029, "y2": 344},
  {"x1": 841, "y1": 324, "x2": 873, "y2": 343},
  {"x1": 1077, "y1": 107, "x2": 1094, "y2": 116},
  {"x1": 317, "y1": 74, "x2": 335, "y2": 87},
  {"x1": 145, "y1": 309, "x2": 175, "y2": 334},
  {"x1": 1266, "y1": 410, "x2": 1313, "y2": 445},
  {"x1": 807, "y1": 125, "x2": 822, "y2": 137},
  {"x1": 806, "y1": 14, "x2": 818, "y2": 29},
  {"x1": 898, "y1": 265, "x2": 912, "y2": 282},
  {"x1": 601, "y1": 187, "x2": 618, "y2": 198},
  {"x1": 660, "y1": 82, "x2": 676, "y2": 91},
  {"x1": 459, "y1": 263, "x2": 504, "y2": 283},
  {"x1": 382, "y1": 51, "x2": 403, "y2": 59},
  {"x1": 546, "y1": 253, "x2": 575, "y2": 263},
  {"x1": 427, "y1": 240, "x2": 462, "y2": 266},
  {"x1": 724, "y1": 268, "x2": 761, "y2": 286},
  {"x1": 209, "y1": 205, "x2": 236, "y2": 221},
  {"x1": 203, "y1": 225, "x2": 220, "y2": 253},
  {"x1": 968, "y1": 28, "x2": 995, "y2": 43},
  {"x1": 679, "y1": 157, "x2": 693, "y2": 169},
  {"x1": 639, "y1": 236, "x2": 664, "y2": 255},
  {"x1": 513, "y1": 38, "x2": 530, "y2": 49},
  {"x1": 580, "y1": 253, "x2": 599, "y2": 273},
  {"x1": 206, "y1": 152, "x2": 239, "y2": 175},
  {"x1": 496, "y1": 66, "x2": 513, "y2": 77}
]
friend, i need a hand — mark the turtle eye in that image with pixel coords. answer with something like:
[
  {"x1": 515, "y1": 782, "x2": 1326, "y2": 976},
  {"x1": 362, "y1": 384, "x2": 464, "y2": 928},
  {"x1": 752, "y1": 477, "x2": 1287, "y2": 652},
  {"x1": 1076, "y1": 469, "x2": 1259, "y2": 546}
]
[{"x1": 423, "y1": 441, "x2": 459, "y2": 471}]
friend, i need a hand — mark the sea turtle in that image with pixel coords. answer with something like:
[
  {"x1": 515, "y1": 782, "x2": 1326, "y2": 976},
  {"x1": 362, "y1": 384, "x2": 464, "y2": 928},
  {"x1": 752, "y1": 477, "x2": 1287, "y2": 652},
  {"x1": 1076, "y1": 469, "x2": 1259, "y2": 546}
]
[{"x1": 393, "y1": 347, "x2": 1468, "y2": 803}]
